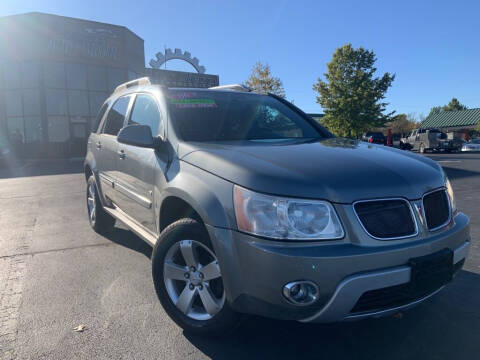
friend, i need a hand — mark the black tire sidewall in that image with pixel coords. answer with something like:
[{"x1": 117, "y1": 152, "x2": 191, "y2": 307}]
[
  {"x1": 151, "y1": 218, "x2": 240, "y2": 336},
  {"x1": 87, "y1": 175, "x2": 115, "y2": 233}
]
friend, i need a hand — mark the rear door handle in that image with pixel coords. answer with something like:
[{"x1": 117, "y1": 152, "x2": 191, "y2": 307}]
[
  {"x1": 118, "y1": 149, "x2": 126, "y2": 159},
  {"x1": 95, "y1": 141, "x2": 102, "y2": 149}
]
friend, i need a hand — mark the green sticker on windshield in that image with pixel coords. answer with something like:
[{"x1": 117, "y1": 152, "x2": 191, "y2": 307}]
[{"x1": 170, "y1": 98, "x2": 217, "y2": 108}]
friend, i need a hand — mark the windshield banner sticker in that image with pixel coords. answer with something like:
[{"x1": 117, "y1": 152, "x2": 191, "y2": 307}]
[
  {"x1": 170, "y1": 98, "x2": 217, "y2": 108},
  {"x1": 169, "y1": 92, "x2": 198, "y2": 100}
]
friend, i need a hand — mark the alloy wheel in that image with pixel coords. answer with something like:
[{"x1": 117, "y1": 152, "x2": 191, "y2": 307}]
[
  {"x1": 163, "y1": 240, "x2": 225, "y2": 321},
  {"x1": 87, "y1": 183, "x2": 96, "y2": 224}
]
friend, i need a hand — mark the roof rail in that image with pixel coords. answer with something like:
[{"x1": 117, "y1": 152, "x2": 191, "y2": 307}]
[
  {"x1": 209, "y1": 84, "x2": 251, "y2": 92},
  {"x1": 114, "y1": 77, "x2": 151, "y2": 93}
]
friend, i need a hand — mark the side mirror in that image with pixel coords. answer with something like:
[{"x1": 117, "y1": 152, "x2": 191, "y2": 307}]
[{"x1": 117, "y1": 125, "x2": 154, "y2": 148}]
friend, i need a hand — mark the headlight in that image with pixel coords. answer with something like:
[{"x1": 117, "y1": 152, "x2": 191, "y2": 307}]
[
  {"x1": 445, "y1": 176, "x2": 457, "y2": 213},
  {"x1": 233, "y1": 185, "x2": 344, "y2": 240}
]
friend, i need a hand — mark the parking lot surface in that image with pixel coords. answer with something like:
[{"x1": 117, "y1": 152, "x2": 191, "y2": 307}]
[{"x1": 0, "y1": 153, "x2": 479, "y2": 360}]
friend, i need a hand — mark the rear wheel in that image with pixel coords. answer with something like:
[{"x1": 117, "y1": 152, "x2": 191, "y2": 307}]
[
  {"x1": 152, "y1": 218, "x2": 241, "y2": 336},
  {"x1": 86, "y1": 175, "x2": 115, "y2": 233}
]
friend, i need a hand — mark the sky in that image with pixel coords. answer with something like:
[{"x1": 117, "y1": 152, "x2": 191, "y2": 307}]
[{"x1": 1, "y1": 0, "x2": 479, "y2": 118}]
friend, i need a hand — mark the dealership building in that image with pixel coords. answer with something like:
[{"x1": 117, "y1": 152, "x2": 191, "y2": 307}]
[{"x1": 0, "y1": 12, "x2": 219, "y2": 158}]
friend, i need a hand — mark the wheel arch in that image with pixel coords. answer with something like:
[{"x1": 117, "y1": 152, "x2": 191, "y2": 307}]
[
  {"x1": 83, "y1": 154, "x2": 107, "y2": 207},
  {"x1": 156, "y1": 161, "x2": 234, "y2": 234},
  {"x1": 158, "y1": 195, "x2": 203, "y2": 232}
]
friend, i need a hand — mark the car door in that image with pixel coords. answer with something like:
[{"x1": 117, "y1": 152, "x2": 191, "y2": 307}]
[
  {"x1": 89, "y1": 101, "x2": 109, "y2": 177},
  {"x1": 96, "y1": 95, "x2": 133, "y2": 204},
  {"x1": 114, "y1": 93, "x2": 166, "y2": 233}
]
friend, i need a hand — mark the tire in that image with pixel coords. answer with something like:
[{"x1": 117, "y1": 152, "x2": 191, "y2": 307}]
[
  {"x1": 86, "y1": 175, "x2": 115, "y2": 234},
  {"x1": 152, "y1": 218, "x2": 241, "y2": 336}
]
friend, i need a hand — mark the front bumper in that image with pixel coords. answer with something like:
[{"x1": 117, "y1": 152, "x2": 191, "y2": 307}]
[
  {"x1": 206, "y1": 212, "x2": 470, "y2": 322},
  {"x1": 301, "y1": 240, "x2": 469, "y2": 322}
]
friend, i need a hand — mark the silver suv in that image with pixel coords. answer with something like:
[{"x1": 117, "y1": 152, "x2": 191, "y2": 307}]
[{"x1": 84, "y1": 78, "x2": 470, "y2": 335}]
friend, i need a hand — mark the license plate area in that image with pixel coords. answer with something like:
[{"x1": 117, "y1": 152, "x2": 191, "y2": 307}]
[{"x1": 408, "y1": 248, "x2": 453, "y2": 294}]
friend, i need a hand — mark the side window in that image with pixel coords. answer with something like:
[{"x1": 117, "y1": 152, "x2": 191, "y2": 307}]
[
  {"x1": 128, "y1": 94, "x2": 162, "y2": 136},
  {"x1": 94, "y1": 102, "x2": 109, "y2": 133},
  {"x1": 103, "y1": 96, "x2": 130, "y2": 136}
]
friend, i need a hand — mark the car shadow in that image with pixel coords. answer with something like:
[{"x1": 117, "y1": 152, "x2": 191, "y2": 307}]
[
  {"x1": 102, "y1": 227, "x2": 152, "y2": 259},
  {"x1": 184, "y1": 269, "x2": 480, "y2": 360}
]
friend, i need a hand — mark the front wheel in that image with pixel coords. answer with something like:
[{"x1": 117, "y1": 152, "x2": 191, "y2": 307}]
[{"x1": 152, "y1": 218, "x2": 241, "y2": 336}]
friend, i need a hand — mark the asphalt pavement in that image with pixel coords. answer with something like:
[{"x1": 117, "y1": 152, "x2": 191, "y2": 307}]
[{"x1": 0, "y1": 153, "x2": 479, "y2": 360}]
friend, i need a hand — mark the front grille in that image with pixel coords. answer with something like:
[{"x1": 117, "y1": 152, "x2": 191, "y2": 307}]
[
  {"x1": 354, "y1": 199, "x2": 416, "y2": 239},
  {"x1": 423, "y1": 190, "x2": 450, "y2": 230}
]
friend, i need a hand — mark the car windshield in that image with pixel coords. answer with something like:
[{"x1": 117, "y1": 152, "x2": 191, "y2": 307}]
[{"x1": 167, "y1": 90, "x2": 323, "y2": 142}]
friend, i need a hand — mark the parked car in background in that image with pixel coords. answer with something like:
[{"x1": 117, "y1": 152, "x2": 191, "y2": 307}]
[
  {"x1": 84, "y1": 78, "x2": 470, "y2": 335},
  {"x1": 402, "y1": 129, "x2": 460, "y2": 153},
  {"x1": 362, "y1": 131, "x2": 385, "y2": 145},
  {"x1": 392, "y1": 133, "x2": 402, "y2": 148},
  {"x1": 461, "y1": 138, "x2": 480, "y2": 152}
]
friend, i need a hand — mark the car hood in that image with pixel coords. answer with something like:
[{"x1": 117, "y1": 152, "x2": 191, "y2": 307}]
[{"x1": 179, "y1": 138, "x2": 445, "y2": 203}]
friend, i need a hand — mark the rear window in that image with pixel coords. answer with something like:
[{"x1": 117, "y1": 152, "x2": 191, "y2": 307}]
[{"x1": 167, "y1": 90, "x2": 321, "y2": 142}]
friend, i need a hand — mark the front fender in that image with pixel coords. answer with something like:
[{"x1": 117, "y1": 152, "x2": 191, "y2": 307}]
[
  {"x1": 156, "y1": 160, "x2": 235, "y2": 231},
  {"x1": 84, "y1": 150, "x2": 107, "y2": 207}
]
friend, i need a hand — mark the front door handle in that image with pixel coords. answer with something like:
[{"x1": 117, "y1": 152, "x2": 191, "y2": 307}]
[
  {"x1": 95, "y1": 141, "x2": 102, "y2": 149},
  {"x1": 118, "y1": 149, "x2": 126, "y2": 159}
]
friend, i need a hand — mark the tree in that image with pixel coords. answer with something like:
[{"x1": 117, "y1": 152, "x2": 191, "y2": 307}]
[
  {"x1": 389, "y1": 113, "x2": 417, "y2": 136},
  {"x1": 245, "y1": 61, "x2": 285, "y2": 98},
  {"x1": 444, "y1": 98, "x2": 467, "y2": 112},
  {"x1": 313, "y1": 44, "x2": 395, "y2": 137},
  {"x1": 428, "y1": 98, "x2": 467, "y2": 117}
]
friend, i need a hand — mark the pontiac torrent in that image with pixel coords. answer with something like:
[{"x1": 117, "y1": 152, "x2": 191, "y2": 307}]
[{"x1": 84, "y1": 78, "x2": 470, "y2": 335}]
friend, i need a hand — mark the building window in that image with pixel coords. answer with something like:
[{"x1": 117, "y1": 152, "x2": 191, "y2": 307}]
[
  {"x1": 87, "y1": 65, "x2": 107, "y2": 91},
  {"x1": 24, "y1": 116, "x2": 42, "y2": 143},
  {"x1": 108, "y1": 68, "x2": 127, "y2": 92},
  {"x1": 68, "y1": 90, "x2": 89, "y2": 117},
  {"x1": 5, "y1": 90, "x2": 23, "y2": 117},
  {"x1": 46, "y1": 89, "x2": 68, "y2": 115},
  {"x1": 44, "y1": 62, "x2": 66, "y2": 88},
  {"x1": 22, "y1": 89, "x2": 41, "y2": 115},
  {"x1": 3, "y1": 63, "x2": 21, "y2": 89},
  {"x1": 7, "y1": 117, "x2": 24, "y2": 143},
  {"x1": 47, "y1": 116, "x2": 70, "y2": 142},
  {"x1": 71, "y1": 117, "x2": 88, "y2": 139},
  {"x1": 21, "y1": 62, "x2": 39, "y2": 89},
  {"x1": 66, "y1": 63, "x2": 87, "y2": 90}
]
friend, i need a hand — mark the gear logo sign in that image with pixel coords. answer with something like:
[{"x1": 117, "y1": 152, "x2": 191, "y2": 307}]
[{"x1": 149, "y1": 48, "x2": 206, "y2": 74}]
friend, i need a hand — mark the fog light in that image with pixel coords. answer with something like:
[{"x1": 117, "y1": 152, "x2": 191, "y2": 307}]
[{"x1": 283, "y1": 281, "x2": 319, "y2": 306}]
